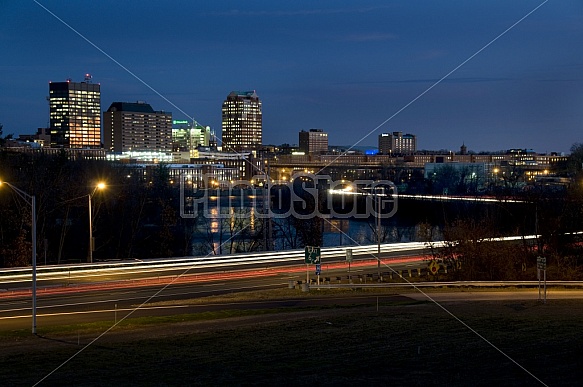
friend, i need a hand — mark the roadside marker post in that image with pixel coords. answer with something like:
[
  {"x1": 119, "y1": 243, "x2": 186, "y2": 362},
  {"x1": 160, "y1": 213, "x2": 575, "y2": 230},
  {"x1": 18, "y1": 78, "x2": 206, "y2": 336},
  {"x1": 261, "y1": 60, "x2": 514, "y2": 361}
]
[
  {"x1": 537, "y1": 256, "x2": 547, "y2": 303},
  {"x1": 346, "y1": 248, "x2": 353, "y2": 283}
]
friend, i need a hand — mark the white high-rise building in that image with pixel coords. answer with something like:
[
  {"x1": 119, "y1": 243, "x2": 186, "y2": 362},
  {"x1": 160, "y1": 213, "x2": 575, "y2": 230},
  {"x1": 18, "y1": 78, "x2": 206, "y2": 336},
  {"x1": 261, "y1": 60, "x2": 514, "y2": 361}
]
[{"x1": 221, "y1": 91, "x2": 262, "y2": 152}]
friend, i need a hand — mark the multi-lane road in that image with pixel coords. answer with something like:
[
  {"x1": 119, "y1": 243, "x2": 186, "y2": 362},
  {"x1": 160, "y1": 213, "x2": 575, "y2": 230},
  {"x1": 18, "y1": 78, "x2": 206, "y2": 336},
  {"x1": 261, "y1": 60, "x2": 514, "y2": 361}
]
[
  {"x1": 0, "y1": 275, "x2": 286, "y2": 330},
  {"x1": 0, "y1": 242, "x2": 432, "y2": 290},
  {"x1": 3, "y1": 239, "x2": 582, "y2": 332},
  {"x1": 0, "y1": 242, "x2": 430, "y2": 330},
  {"x1": 0, "y1": 234, "x2": 542, "y2": 291}
]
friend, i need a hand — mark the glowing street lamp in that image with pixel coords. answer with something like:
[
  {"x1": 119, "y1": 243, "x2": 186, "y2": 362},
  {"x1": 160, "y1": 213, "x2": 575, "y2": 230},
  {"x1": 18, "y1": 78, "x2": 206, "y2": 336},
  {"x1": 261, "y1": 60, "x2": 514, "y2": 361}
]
[
  {"x1": 0, "y1": 181, "x2": 37, "y2": 334},
  {"x1": 492, "y1": 168, "x2": 500, "y2": 188},
  {"x1": 88, "y1": 182, "x2": 106, "y2": 263}
]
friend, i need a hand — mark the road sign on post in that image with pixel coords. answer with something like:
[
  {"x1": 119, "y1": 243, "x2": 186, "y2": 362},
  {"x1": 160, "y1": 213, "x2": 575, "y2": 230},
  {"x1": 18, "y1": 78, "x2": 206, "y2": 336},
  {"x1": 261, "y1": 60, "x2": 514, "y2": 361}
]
[
  {"x1": 315, "y1": 264, "x2": 321, "y2": 275},
  {"x1": 304, "y1": 246, "x2": 321, "y2": 288},
  {"x1": 304, "y1": 246, "x2": 321, "y2": 264},
  {"x1": 428, "y1": 260, "x2": 439, "y2": 276}
]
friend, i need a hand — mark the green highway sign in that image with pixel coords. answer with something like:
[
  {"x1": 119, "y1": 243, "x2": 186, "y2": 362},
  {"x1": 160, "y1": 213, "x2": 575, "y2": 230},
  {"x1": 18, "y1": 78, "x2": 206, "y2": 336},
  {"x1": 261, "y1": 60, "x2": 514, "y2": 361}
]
[{"x1": 304, "y1": 246, "x2": 321, "y2": 264}]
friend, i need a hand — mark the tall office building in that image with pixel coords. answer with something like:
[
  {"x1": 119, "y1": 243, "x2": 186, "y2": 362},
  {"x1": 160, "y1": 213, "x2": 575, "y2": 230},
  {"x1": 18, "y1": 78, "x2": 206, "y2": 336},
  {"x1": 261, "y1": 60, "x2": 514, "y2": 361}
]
[
  {"x1": 49, "y1": 75, "x2": 101, "y2": 148},
  {"x1": 103, "y1": 101, "x2": 172, "y2": 153},
  {"x1": 378, "y1": 131, "x2": 417, "y2": 155},
  {"x1": 172, "y1": 120, "x2": 211, "y2": 151},
  {"x1": 299, "y1": 129, "x2": 328, "y2": 154},
  {"x1": 221, "y1": 91, "x2": 262, "y2": 152}
]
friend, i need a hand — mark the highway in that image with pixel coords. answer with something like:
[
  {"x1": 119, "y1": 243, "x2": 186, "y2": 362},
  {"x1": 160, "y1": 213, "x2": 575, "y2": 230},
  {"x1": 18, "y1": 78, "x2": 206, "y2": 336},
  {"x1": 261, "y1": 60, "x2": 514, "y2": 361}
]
[
  {"x1": 0, "y1": 271, "x2": 427, "y2": 330},
  {"x1": 0, "y1": 234, "x2": 547, "y2": 291},
  {"x1": 2, "y1": 237, "x2": 574, "y2": 332},
  {"x1": 0, "y1": 242, "x2": 434, "y2": 330},
  {"x1": 0, "y1": 241, "x2": 434, "y2": 290},
  {"x1": 0, "y1": 276, "x2": 286, "y2": 330},
  {"x1": 4, "y1": 272, "x2": 583, "y2": 332}
]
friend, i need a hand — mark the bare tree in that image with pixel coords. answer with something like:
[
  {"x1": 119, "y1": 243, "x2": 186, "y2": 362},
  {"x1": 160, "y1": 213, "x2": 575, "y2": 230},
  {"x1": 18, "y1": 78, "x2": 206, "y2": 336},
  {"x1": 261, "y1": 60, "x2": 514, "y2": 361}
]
[
  {"x1": 416, "y1": 221, "x2": 441, "y2": 261},
  {"x1": 439, "y1": 218, "x2": 524, "y2": 280}
]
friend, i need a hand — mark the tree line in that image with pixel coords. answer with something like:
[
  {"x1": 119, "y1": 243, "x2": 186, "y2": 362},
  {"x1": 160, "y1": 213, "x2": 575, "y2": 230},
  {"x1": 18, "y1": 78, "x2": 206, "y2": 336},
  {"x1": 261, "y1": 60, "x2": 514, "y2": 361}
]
[
  {"x1": 0, "y1": 149, "x2": 325, "y2": 267},
  {"x1": 2, "y1": 143, "x2": 583, "y2": 279}
]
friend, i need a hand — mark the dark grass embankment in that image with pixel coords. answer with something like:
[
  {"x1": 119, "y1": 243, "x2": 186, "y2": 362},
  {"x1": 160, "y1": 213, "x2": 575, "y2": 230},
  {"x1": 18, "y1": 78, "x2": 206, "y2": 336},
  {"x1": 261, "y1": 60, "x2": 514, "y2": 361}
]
[{"x1": 1, "y1": 294, "x2": 582, "y2": 386}]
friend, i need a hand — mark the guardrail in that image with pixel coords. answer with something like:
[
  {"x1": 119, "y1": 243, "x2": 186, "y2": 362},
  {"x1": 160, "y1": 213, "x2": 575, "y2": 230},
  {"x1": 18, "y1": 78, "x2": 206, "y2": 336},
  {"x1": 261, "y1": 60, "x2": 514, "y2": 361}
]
[{"x1": 291, "y1": 280, "x2": 583, "y2": 289}]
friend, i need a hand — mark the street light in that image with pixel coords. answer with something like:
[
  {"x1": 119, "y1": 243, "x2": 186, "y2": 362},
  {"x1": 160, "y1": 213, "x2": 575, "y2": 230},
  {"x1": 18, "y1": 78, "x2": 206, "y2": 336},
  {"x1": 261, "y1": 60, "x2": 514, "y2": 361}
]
[
  {"x1": 88, "y1": 182, "x2": 106, "y2": 263},
  {"x1": 0, "y1": 181, "x2": 37, "y2": 334}
]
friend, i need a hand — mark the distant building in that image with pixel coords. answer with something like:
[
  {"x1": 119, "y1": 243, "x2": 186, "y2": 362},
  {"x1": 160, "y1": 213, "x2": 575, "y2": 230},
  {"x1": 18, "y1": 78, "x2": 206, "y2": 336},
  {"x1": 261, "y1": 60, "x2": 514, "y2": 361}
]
[
  {"x1": 103, "y1": 101, "x2": 172, "y2": 153},
  {"x1": 190, "y1": 149, "x2": 261, "y2": 180},
  {"x1": 49, "y1": 75, "x2": 101, "y2": 148},
  {"x1": 460, "y1": 143, "x2": 468, "y2": 155},
  {"x1": 172, "y1": 119, "x2": 211, "y2": 154},
  {"x1": 378, "y1": 132, "x2": 416, "y2": 155},
  {"x1": 299, "y1": 129, "x2": 328, "y2": 154},
  {"x1": 3, "y1": 144, "x2": 105, "y2": 160},
  {"x1": 221, "y1": 91, "x2": 262, "y2": 152},
  {"x1": 122, "y1": 163, "x2": 239, "y2": 190},
  {"x1": 209, "y1": 129, "x2": 218, "y2": 148},
  {"x1": 18, "y1": 128, "x2": 51, "y2": 148},
  {"x1": 424, "y1": 162, "x2": 488, "y2": 180}
]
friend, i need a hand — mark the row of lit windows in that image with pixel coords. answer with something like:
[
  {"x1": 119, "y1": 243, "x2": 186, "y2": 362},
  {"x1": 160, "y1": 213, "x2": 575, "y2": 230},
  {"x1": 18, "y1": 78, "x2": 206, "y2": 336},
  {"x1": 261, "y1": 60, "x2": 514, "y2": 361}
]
[
  {"x1": 228, "y1": 129, "x2": 262, "y2": 133},
  {"x1": 66, "y1": 90, "x2": 99, "y2": 95},
  {"x1": 222, "y1": 106, "x2": 261, "y2": 111},
  {"x1": 120, "y1": 137, "x2": 172, "y2": 141},
  {"x1": 51, "y1": 108, "x2": 100, "y2": 113},
  {"x1": 52, "y1": 114, "x2": 101, "y2": 119}
]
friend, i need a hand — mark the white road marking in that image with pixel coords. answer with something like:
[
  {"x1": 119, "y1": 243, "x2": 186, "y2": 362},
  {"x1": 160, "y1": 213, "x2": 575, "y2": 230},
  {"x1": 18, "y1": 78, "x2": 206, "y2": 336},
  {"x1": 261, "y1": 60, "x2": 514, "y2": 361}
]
[{"x1": 0, "y1": 305, "x2": 192, "y2": 320}]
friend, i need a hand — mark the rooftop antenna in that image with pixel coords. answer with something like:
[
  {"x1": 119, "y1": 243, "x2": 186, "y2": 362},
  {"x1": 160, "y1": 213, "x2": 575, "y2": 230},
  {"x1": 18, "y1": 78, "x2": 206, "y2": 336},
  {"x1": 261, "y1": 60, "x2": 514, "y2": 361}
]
[{"x1": 84, "y1": 73, "x2": 92, "y2": 83}]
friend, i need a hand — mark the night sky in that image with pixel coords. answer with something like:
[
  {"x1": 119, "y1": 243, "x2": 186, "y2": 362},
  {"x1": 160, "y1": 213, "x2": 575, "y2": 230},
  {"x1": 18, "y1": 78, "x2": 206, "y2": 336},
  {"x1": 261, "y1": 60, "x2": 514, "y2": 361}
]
[{"x1": 1, "y1": 1, "x2": 582, "y2": 153}]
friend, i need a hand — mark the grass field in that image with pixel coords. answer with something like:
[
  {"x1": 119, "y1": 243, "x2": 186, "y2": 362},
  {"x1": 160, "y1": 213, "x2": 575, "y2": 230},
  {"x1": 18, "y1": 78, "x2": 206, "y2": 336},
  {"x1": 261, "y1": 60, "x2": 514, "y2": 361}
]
[{"x1": 1, "y1": 289, "x2": 582, "y2": 386}]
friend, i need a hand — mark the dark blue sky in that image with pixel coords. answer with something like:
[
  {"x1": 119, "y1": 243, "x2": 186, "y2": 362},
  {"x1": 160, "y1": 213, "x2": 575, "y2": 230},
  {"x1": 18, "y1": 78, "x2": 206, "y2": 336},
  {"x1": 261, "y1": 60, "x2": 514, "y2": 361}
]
[{"x1": 1, "y1": 1, "x2": 582, "y2": 153}]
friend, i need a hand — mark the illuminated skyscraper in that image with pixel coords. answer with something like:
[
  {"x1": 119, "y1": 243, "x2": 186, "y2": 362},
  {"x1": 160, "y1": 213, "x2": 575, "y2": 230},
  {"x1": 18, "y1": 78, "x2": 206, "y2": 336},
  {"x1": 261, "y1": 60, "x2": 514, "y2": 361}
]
[
  {"x1": 49, "y1": 75, "x2": 101, "y2": 148},
  {"x1": 221, "y1": 91, "x2": 262, "y2": 152}
]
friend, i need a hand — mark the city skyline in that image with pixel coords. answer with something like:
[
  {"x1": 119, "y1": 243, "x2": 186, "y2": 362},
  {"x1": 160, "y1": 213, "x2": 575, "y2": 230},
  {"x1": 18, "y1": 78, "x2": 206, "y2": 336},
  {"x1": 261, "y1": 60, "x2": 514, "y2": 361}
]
[{"x1": 1, "y1": 1, "x2": 582, "y2": 153}]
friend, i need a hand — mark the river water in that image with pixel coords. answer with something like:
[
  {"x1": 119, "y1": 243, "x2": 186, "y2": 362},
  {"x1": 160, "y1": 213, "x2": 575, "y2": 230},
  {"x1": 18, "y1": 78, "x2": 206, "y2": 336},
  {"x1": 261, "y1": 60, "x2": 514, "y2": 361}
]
[{"x1": 184, "y1": 190, "x2": 534, "y2": 256}]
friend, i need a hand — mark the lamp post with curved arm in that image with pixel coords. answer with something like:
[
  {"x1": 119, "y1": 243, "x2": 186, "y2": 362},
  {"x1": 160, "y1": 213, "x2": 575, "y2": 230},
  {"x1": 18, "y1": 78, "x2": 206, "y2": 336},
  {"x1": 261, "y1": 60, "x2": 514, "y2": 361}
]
[
  {"x1": 88, "y1": 182, "x2": 106, "y2": 263},
  {"x1": 0, "y1": 181, "x2": 37, "y2": 334}
]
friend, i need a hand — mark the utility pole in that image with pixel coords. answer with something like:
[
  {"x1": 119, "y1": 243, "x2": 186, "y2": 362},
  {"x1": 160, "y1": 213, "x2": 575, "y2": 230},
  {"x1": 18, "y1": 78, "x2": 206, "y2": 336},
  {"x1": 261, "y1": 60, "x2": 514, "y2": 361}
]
[{"x1": 377, "y1": 190, "x2": 381, "y2": 279}]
